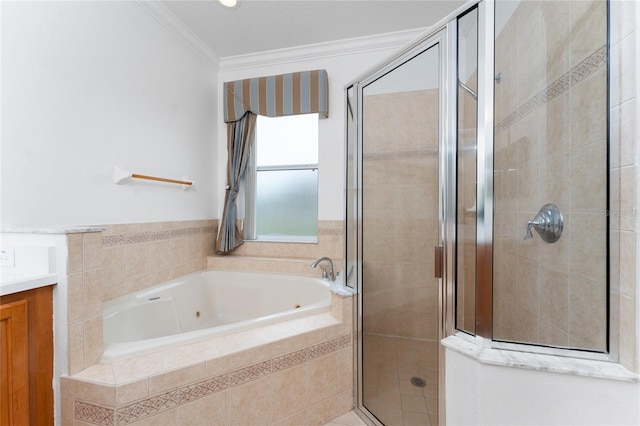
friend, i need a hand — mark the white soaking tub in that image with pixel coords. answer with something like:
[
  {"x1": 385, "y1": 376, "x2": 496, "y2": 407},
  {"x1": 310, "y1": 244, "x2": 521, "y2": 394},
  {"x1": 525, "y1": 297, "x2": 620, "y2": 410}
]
[{"x1": 102, "y1": 270, "x2": 331, "y2": 361}]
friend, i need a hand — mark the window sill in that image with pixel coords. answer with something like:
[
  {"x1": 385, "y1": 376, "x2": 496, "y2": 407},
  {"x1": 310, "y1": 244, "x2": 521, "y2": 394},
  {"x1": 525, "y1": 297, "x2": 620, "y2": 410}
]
[
  {"x1": 250, "y1": 236, "x2": 318, "y2": 244},
  {"x1": 442, "y1": 335, "x2": 640, "y2": 383}
]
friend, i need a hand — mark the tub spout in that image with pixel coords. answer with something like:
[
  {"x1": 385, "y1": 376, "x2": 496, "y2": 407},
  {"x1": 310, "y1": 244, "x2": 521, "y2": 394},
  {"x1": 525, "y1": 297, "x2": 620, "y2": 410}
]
[{"x1": 310, "y1": 257, "x2": 335, "y2": 281}]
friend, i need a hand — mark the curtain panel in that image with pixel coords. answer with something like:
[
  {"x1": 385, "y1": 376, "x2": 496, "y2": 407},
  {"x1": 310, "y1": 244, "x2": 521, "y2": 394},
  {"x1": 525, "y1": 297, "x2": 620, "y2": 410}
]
[
  {"x1": 216, "y1": 112, "x2": 257, "y2": 254},
  {"x1": 223, "y1": 69, "x2": 328, "y2": 122}
]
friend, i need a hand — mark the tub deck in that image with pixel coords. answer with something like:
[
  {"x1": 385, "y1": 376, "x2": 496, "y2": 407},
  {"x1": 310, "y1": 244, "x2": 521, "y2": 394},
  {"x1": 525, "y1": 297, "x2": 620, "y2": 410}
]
[{"x1": 61, "y1": 293, "x2": 354, "y2": 426}]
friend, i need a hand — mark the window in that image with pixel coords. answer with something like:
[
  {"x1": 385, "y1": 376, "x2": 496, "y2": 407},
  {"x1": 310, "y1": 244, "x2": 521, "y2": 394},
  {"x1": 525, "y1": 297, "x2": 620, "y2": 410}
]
[{"x1": 243, "y1": 113, "x2": 319, "y2": 242}]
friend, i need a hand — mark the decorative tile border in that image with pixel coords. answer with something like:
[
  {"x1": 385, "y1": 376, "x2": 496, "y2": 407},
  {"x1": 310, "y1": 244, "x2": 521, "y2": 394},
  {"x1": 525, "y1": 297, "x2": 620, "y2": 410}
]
[
  {"x1": 74, "y1": 333, "x2": 351, "y2": 425},
  {"x1": 75, "y1": 401, "x2": 114, "y2": 426},
  {"x1": 318, "y1": 227, "x2": 343, "y2": 236},
  {"x1": 114, "y1": 390, "x2": 179, "y2": 424},
  {"x1": 102, "y1": 226, "x2": 216, "y2": 247},
  {"x1": 496, "y1": 45, "x2": 607, "y2": 133},
  {"x1": 364, "y1": 149, "x2": 438, "y2": 161}
]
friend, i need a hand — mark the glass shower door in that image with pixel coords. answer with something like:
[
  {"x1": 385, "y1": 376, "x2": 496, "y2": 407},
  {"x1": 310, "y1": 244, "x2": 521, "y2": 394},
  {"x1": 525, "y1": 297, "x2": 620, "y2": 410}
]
[{"x1": 359, "y1": 42, "x2": 442, "y2": 426}]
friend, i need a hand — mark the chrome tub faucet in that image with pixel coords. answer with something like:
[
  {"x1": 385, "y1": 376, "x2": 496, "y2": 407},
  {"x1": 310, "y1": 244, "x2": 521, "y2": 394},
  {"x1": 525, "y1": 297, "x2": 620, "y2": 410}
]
[{"x1": 310, "y1": 257, "x2": 336, "y2": 281}]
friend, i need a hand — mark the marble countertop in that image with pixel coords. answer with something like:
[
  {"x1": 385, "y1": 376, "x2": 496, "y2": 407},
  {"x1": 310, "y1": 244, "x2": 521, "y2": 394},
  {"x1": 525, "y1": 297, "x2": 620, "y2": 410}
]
[
  {"x1": 442, "y1": 334, "x2": 640, "y2": 383},
  {"x1": 1, "y1": 226, "x2": 105, "y2": 234}
]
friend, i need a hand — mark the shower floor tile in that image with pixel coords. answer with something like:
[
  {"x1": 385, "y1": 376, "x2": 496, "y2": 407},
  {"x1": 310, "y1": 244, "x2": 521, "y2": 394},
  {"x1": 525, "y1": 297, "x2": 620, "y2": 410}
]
[{"x1": 361, "y1": 333, "x2": 438, "y2": 425}]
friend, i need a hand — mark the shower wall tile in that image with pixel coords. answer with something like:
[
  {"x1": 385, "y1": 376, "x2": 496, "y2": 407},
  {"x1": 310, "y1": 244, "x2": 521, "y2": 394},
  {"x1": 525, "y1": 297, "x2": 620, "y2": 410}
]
[
  {"x1": 619, "y1": 294, "x2": 638, "y2": 370},
  {"x1": 542, "y1": 93, "x2": 570, "y2": 157},
  {"x1": 619, "y1": 165, "x2": 637, "y2": 232},
  {"x1": 569, "y1": 213, "x2": 607, "y2": 283},
  {"x1": 493, "y1": 0, "x2": 610, "y2": 350},
  {"x1": 571, "y1": 69, "x2": 607, "y2": 149},
  {"x1": 568, "y1": 276, "x2": 608, "y2": 351},
  {"x1": 620, "y1": 33, "x2": 637, "y2": 104},
  {"x1": 619, "y1": 231, "x2": 638, "y2": 299},
  {"x1": 569, "y1": 0, "x2": 607, "y2": 67},
  {"x1": 620, "y1": 100, "x2": 637, "y2": 168},
  {"x1": 541, "y1": 1, "x2": 571, "y2": 83},
  {"x1": 569, "y1": 143, "x2": 607, "y2": 212}
]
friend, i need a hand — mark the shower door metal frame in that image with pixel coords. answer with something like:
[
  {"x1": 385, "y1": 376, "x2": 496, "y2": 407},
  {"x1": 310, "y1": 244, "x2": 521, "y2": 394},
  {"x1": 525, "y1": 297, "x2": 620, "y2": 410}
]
[{"x1": 346, "y1": 5, "x2": 465, "y2": 421}]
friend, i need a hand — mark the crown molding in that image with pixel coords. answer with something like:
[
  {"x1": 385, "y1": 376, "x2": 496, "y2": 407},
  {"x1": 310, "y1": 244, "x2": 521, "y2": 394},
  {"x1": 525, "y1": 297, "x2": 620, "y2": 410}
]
[
  {"x1": 219, "y1": 28, "x2": 428, "y2": 72},
  {"x1": 136, "y1": 1, "x2": 220, "y2": 69}
]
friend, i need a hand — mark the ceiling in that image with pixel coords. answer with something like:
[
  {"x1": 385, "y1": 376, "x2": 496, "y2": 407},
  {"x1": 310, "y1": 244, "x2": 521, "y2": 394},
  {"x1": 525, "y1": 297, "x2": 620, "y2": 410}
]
[{"x1": 161, "y1": 0, "x2": 466, "y2": 58}]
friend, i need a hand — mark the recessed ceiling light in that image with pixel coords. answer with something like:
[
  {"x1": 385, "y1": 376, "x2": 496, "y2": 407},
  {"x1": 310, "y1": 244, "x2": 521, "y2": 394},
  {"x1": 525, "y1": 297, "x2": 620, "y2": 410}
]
[{"x1": 219, "y1": 0, "x2": 238, "y2": 8}]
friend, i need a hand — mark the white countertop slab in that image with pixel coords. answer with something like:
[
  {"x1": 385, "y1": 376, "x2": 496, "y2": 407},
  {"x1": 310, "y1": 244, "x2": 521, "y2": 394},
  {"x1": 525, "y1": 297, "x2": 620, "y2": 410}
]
[
  {"x1": 0, "y1": 271, "x2": 57, "y2": 296},
  {"x1": 1, "y1": 227, "x2": 105, "y2": 234}
]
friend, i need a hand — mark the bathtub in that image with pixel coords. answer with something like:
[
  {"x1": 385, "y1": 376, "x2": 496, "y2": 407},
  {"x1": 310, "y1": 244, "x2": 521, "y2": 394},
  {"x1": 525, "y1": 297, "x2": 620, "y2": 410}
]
[{"x1": 102, "y1": 270, "x2": 331, "y2": 361}]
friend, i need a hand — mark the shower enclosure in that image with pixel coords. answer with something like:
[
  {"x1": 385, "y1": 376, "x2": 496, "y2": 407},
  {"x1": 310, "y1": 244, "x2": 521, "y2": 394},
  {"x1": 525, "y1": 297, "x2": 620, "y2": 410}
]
[{"x1": 346, "y1": 1, "x2": 610, "y2": 424}]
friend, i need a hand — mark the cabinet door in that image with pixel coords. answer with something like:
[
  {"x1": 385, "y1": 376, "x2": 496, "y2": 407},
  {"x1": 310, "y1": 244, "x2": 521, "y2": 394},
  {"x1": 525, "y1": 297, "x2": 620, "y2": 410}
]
[{"x1": 0, "y1": 300, "x2": 30, "y2": 426}]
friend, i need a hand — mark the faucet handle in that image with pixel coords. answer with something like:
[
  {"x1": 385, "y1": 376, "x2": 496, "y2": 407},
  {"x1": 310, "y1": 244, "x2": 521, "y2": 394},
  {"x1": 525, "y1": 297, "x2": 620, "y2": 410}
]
[{"x1": 319, "y1": 266, "x2": 328, "y2": 279}]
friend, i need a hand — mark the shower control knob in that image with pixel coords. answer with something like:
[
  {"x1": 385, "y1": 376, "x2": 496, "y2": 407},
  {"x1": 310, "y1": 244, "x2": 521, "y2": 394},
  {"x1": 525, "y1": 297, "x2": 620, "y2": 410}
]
[{"x1": 523, "y1": 204, "x2": 563, "y2": 244}]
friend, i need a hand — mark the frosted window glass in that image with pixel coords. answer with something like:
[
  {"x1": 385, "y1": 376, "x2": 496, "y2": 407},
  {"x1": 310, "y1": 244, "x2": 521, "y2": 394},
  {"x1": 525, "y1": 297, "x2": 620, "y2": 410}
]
[{"x1": 256, "y1": 169, "x2": 318, "y2": 240}]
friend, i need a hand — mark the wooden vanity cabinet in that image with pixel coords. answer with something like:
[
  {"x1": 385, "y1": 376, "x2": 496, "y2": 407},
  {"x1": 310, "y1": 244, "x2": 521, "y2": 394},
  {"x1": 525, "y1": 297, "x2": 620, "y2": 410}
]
[{"x1": 0, "y1": 286, "x2": 54, "y2": 426}]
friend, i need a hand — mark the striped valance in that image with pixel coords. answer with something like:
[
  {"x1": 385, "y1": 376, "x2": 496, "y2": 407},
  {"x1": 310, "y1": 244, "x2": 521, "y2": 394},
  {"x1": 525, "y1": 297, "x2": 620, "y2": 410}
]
[{"x1": 224, "y1": 69, "x2": 328, "y2": 123}]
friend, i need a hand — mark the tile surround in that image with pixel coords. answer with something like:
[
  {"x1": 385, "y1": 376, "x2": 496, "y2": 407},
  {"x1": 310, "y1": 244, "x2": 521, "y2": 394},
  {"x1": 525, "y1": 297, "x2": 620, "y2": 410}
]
[
  {"x1": 495, "y1": 45, "x2": 607, "y2": 134},
  {"x1": 493, "y1": 0, "x2": 611, "y2": 353},
  {"x1": 65, "y1": 220, "x2": 218, "y2": 374},
  {"x1": 62, "y1": 218, "x2": 352, "y2": 425},
  {"x1": 66, "y1": 334, "x2": 352, "y2": 425}
]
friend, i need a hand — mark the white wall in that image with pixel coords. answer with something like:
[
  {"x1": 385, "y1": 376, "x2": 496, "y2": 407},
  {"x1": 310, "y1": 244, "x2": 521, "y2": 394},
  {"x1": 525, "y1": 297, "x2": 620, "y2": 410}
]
[
  {"x1": 445, "y1": 348, "x2": 640, "y2": 425},
  {"x1": 217, "y1": 33, "x2": 424, "y2": 221},
  {"x1": 1, "y1": 1, "x2": 218, "y2": 228}
]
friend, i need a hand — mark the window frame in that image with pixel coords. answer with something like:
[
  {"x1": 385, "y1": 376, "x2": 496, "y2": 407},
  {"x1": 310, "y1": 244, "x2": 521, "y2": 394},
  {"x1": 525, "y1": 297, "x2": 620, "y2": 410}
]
[{"x1": 242, "y1": 114, "x2": 320, "y2": 243}]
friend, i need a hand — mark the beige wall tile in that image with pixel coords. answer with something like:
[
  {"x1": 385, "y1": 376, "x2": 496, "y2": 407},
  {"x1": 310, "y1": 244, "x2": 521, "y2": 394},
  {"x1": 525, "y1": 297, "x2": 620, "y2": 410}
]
[
  {"x1": 569, "y1": 213, "x2": 607, "y2": 283},
  {"x1": 619, "y1": 231, "x2": 638, "y2": 298},
  {"x1": 539, "y1": 267, "x2": 569, "y2": 332},
  {"x1": 569, "y1": 0, "x2": 607, "y2": 67},
  {"x1": 67, "y1": 233, "x2": 83, "y2": 274},
  {"x1": 620, "y1": 33, "x2": 637, "y2": 103},
  {"x1": 568, "y1": 276, "x2": 607, "y2": 351},
  {"x1": 178, "y1": 390, "x2": 228, "y2": 426},
  {"x1": 126, "y1": 242, "x2": 151, "y2": 276},
  {"x1": 83, "y1": 315, "x2": 104, "y2": 368},
  {"x1": 229, "y1": 376, "x2": 273, "y2": 426},
  {"x1": 272, "y1": 410, "x2": 307, "y2": 426},
  {"x1": 112, "y1": 351, "x2": 166, "y2": 383},
  {"x1": 272, "y1": 364, "x2": 308, "y2": 422},
  {"x1": 306, "y1": 396, "x2": 338, "y2": 426},
  {"x1": 126, "y1": 408, "x2": 178, "y2": 426},
  {"x1": 83, "y1": 268, "x2": 105, "y2": 318},
  {"x1": 69, "y1": 322, "x2": 85, "y2": 375},
  {"x1": 149, "y1": 239, "x2": 174, "y2": 272},
  {"x1": 116, "y1": 379, "x2": 149, "y2": 406},
  {"x1": 102, "y1": 246, "x2": 127, "y2": 285},
  {"x1": 570, "y1": 143, "x2": 607, "y2": 212},
  {"x1": 149, "y1": 363, "x2": 206, "y2": 395},
  {"x1": 619, "y1": 294, "x2": 638, "y2": 371},
  {"x1": 308, "y1": 353, "x2": 339, "y2": 405},
  {"x1": 206, "y1": 350, "x2": 253, "y2": 377},
  {"x1": 67, "y1": 272, "x2": 84, "y2": 325},
  {"x1": 83, "y1": 232, "x2": 103, "y2": 271}
]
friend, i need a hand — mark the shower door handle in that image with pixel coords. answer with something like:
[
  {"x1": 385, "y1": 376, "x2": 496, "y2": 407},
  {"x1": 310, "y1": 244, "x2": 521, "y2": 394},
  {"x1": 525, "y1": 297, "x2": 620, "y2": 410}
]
[{"x1": 434, "y1": 246, "x2": 443, "y2": 278}]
